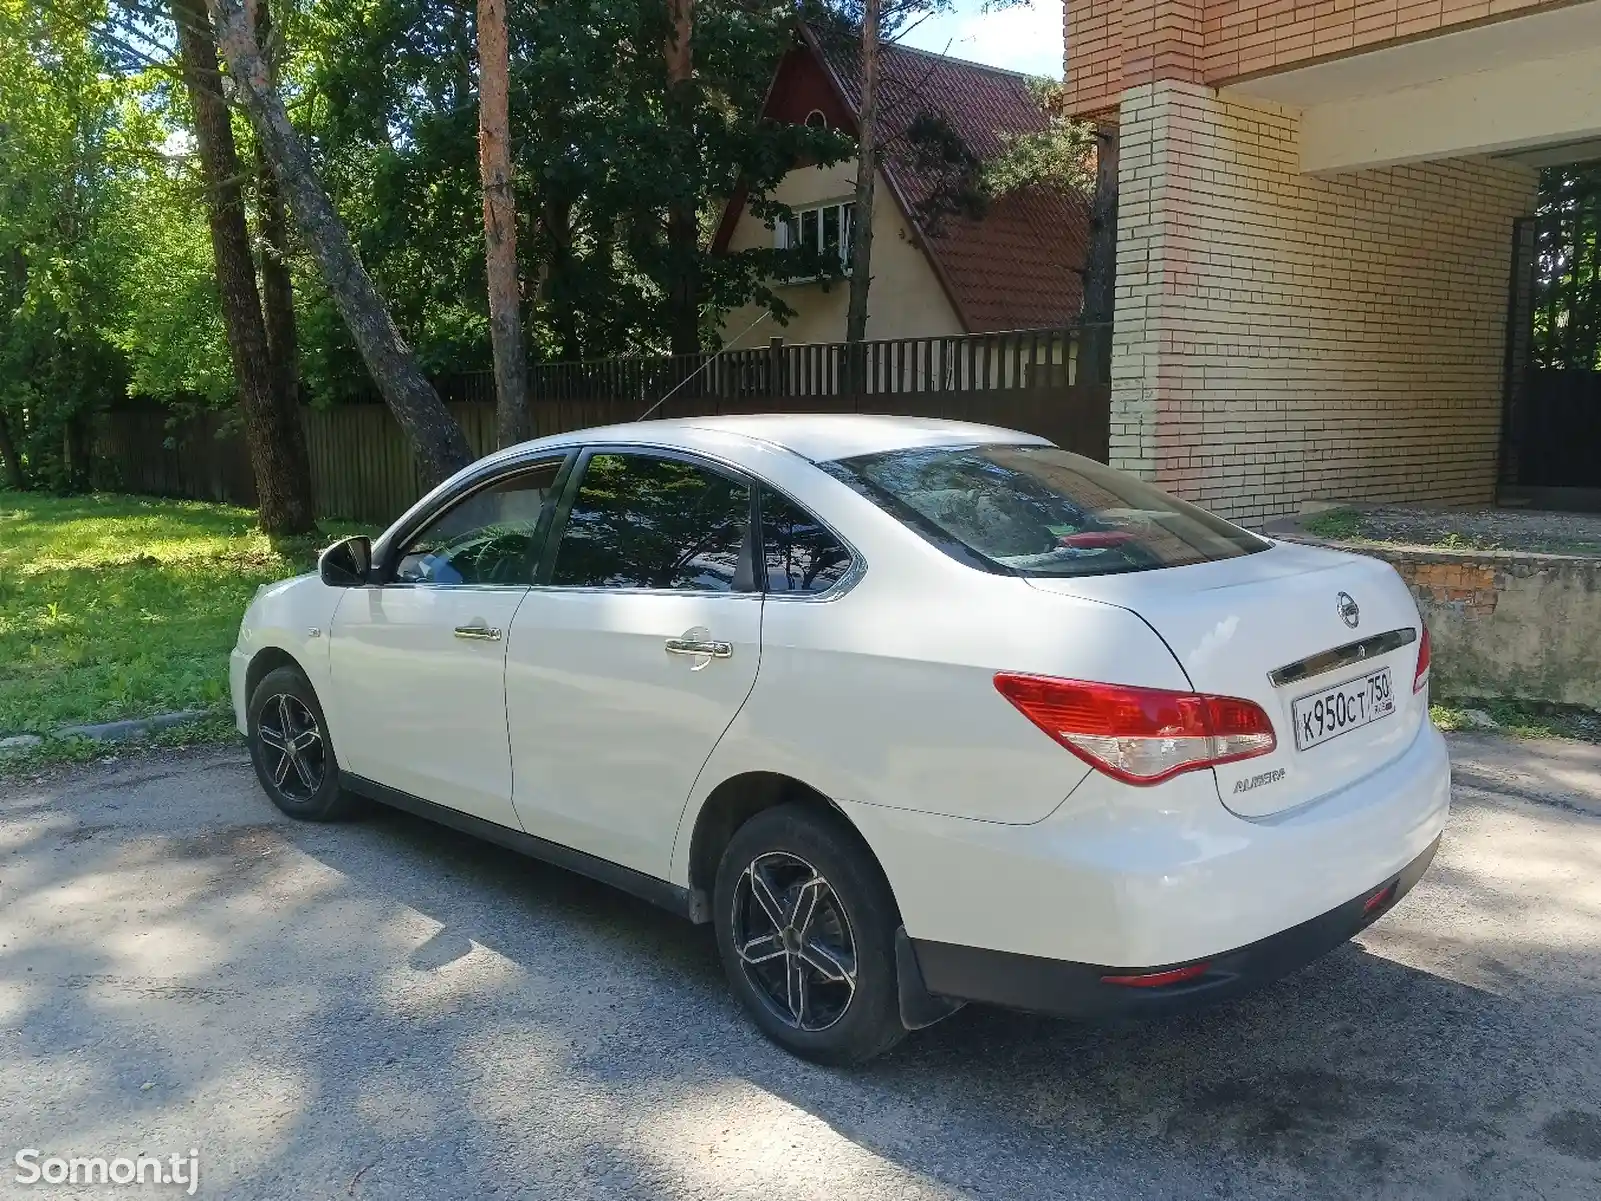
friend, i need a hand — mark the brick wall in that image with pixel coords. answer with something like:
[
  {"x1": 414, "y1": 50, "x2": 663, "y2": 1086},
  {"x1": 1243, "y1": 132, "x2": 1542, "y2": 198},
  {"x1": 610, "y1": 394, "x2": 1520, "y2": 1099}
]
[
  {"x1": 1109, "y1": 80, "x2": 1536, "y2": 523},
  {"x1": 1064, "y1": 0, "x2": 1568, "y2": 117},
  {"x1": 1202, "y1": 0, "x2": 1561, "y2": 81}
]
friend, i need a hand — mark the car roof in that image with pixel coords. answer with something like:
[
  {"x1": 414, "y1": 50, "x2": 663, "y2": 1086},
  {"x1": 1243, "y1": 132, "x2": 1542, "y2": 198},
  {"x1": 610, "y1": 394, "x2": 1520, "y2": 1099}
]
[{"x1": 494, "y1": 413, "x2": 1049, "y2": 466}]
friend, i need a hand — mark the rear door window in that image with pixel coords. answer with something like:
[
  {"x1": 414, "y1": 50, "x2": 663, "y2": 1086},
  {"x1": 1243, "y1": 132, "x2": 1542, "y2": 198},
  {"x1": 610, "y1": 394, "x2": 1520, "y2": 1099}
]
[
  {"x1": 820, "y1": 444, "x2": 1267, "y2": 578},
  {"x1": 548, "y1": 452, "x2": 753, "y2": 591}
]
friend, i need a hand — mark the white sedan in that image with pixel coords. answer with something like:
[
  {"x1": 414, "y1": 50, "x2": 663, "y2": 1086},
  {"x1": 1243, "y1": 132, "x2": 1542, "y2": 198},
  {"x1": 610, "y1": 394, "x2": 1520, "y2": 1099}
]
[{"x1": 232, "y1": 415, "x2": 1448, "y2": 1063}]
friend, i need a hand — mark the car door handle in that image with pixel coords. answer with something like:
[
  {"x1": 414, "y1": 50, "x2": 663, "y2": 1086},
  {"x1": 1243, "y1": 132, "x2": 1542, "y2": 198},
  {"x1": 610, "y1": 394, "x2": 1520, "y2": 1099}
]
[
  {"x1": 664, "y1": 637, "x2": 732, "y2": 658},
  {"x1": 454, "y1": 625, "x2": 503, "y2": 641}
]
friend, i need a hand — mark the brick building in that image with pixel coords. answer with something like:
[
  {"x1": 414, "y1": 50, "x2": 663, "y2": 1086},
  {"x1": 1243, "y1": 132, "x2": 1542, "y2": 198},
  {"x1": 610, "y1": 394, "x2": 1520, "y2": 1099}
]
[{"x1": 1064, "y1": 0, "x2": 1601, "y2": 521}]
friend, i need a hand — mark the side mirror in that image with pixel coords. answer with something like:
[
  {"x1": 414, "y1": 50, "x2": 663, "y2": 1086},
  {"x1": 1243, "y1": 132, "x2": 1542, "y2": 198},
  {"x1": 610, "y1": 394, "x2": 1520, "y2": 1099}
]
[{"x1": 318, "y1": 535, "x2": 372, "y2": 587}]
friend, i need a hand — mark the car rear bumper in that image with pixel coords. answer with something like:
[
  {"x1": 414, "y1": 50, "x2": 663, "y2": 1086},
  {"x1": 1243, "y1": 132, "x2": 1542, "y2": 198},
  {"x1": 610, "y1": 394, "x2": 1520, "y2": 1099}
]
[
  {"x1": 906, "y1": 833, "x2": 1439, "y2": 1019},
  {"x1": 841, "y1": 717, "x2": 1450, "y2": 975}
]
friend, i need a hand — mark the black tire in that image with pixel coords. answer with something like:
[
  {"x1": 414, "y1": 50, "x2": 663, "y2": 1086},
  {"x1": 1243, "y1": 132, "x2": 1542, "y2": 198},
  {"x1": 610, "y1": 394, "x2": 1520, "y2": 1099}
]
[
  {"x1": 247, "y1": 664, "x2": 358, "y2": 822},
  {"x1": 714, "y1": 803, "x2": 906, "y2": 1065}
]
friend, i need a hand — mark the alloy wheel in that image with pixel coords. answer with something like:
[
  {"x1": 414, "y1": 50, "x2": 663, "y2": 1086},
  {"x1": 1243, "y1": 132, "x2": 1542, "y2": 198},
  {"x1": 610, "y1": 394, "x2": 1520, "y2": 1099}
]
[
  {"x1": 256, "y1": 693, "x2": 326, "y2": 802},
  {"x1": 731, "y1": 851, "x2": 858, "y2": 1031}
]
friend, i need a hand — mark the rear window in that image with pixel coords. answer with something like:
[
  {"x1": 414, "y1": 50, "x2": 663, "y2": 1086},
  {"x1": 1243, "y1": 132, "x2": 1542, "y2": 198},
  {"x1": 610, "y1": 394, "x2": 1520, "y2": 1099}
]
[{"x1": 820, "y1": 444, "x2": 1268, "y2": 578}]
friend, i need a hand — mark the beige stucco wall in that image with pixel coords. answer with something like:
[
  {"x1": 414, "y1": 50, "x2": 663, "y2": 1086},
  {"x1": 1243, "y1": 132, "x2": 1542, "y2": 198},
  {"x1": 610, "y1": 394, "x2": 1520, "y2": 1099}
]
[
  {"x1": 1109, "y1": 80, "x2": 1538, "y2": 525},
  {"x1": 719, "y1": 156, "x2": 965, "y2": 350}
]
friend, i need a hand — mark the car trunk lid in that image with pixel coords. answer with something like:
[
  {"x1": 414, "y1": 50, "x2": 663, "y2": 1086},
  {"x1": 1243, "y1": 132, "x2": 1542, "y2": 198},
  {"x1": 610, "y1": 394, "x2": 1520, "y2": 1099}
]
[{"x1": 1024, "y1": 541, "x2": 1427, "y2": 817}]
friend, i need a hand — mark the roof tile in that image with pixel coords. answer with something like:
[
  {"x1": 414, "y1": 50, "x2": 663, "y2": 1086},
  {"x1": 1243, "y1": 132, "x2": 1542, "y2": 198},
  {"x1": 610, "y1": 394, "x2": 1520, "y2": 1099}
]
[{"x1": 809, "y1": 30, "x2": 1090, "y2": 332}]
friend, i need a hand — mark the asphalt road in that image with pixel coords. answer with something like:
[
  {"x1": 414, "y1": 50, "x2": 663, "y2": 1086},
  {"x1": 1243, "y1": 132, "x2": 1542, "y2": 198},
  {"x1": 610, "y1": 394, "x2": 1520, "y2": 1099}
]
[{"x1": 3, "y1": 734, "x2": 1600, "y2": 1200}]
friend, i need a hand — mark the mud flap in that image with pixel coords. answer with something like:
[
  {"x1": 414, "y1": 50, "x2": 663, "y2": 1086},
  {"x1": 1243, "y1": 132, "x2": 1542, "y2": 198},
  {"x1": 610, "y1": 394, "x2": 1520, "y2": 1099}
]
[{"x1": 896, "y1": 926, "x2": 965, "y2": 1030}]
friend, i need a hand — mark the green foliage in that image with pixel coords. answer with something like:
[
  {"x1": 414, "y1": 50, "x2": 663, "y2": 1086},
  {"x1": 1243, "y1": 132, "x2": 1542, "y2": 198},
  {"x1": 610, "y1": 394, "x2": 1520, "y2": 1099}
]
[
  {"x1": 107, "y1": 145, "x2": 235, "y2": 404},
  {"x1": 1531, "y1": 161, "x2": 1601, "y2": 371},
  {"x1": 981, "y1": 78, "x2": 1096, "y2": 198},
  {"x1": 0, "y1": 490, "x2": 364, "y2": 746},
  {"x1": 7, "y1": 0, "x2": 852, "y2": 436},
  {"x1": 1301, "y1": 508, "x2": 1365, "y2": 540},
  {"x1": 902, "y1": 110, "x2": 987, "y2": 233},
  {"x1": 288, "y1": 0, "x2": 850, "y2": 395},
  {"x1": 0, "y1": 1, "x2": 146, "y2": 488}
]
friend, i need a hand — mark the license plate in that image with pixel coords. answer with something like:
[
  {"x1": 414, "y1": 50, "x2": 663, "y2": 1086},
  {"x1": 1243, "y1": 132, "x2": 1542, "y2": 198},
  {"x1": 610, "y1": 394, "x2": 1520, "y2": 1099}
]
[{"x1": 1292, "y1": 668, "x2": 1396, "y2": 751}]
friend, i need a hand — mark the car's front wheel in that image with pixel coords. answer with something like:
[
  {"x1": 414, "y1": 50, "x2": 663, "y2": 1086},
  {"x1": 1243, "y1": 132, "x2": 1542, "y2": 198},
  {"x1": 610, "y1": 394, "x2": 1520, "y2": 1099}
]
[
  {"x1": 713, "y1": 803, "x2": 905, "y2": 1064},
  {"x1": 247, "y1": 664, "x2": 358, "y2": 822}
]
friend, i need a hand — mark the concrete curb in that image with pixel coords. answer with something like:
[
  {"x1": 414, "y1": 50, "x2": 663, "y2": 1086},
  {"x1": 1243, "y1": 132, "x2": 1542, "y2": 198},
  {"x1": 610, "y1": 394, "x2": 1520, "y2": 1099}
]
[
  {"x1": 56, "y1": 708, "x2": 222, "y2": 743},
  {"x1": 1, "y1": 708, "x2": 225, "y2": 754}
]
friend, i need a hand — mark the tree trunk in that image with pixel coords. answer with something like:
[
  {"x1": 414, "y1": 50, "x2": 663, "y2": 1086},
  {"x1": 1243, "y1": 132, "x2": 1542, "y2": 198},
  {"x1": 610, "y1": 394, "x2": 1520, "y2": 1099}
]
[
  {"x1": 172, "y1": 0, "x2": 316, "y2": 534},
  {"x1": 476, "y1": 0, "x2": 531, "y2": 448},
  {"x1": 208, "y1": 0, "x2": 474, "y2": 486},
  {"x1": 1, "y1": 247, "x2": 29, "y2": 491},
  {"x1": 254, "y1": 0, "x2": 302, "y2": 417},
  {"x1": 65, "y1": 412, "x2": 93, "y2": 492},
  {"x1": 844, "y1": 0, "x2": 880, "y2": 351},
  {"x1": 257, "y1": 146, "x2": 302, "y2": 408},
  {"x1": 0, "y1": 409, "x2": 27, "y2": 492},
  {"x1": 1078, "y1": 120, "x2": 1118, "y2": 386},
  {"x1": 541, "y1": 197, "x2": 583, "y2": 360},
  {"x1": 664, "y1": 0, "x2": 700, "y2": 356}
]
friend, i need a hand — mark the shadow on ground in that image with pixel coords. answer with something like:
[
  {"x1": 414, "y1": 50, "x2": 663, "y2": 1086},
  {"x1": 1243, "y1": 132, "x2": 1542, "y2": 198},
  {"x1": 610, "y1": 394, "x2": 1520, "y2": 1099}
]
[{"x1": 2, "y1": 748, "x2": 1599, "y2": 1199}]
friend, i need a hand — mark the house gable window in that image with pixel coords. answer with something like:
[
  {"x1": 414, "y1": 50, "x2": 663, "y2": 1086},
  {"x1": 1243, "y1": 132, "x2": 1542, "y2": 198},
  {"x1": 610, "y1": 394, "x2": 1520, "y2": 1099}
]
[{"x1": 775, "y1": 200, "x2": 854, "y2": 279}]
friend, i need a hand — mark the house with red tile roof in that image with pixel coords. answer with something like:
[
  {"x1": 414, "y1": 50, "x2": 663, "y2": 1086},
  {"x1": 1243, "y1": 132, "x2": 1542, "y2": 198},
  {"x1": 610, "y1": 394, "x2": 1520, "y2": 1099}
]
[{"x1": 715, "y1": 25, "x2": 1090, "y2": 348}]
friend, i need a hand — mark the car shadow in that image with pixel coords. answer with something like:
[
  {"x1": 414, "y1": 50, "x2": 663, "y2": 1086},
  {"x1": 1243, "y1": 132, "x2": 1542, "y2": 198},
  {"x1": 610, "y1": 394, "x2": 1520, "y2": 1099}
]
[{"x1": 282, "y1": 784, "x2": 1601, "y2": 1195}]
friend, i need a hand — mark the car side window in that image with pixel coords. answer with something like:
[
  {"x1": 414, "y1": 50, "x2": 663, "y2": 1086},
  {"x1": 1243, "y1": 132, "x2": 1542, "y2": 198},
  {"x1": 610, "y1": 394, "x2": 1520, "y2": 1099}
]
[
  {"x1": 394, "y1": 462, "x2": 563, "y2": 586},
  {"x1": 550, "y1": 453, "x2": 752, "y2": 592},
  {"x1": 760, "y1": 491, "x2": 854, "y2": 594}
]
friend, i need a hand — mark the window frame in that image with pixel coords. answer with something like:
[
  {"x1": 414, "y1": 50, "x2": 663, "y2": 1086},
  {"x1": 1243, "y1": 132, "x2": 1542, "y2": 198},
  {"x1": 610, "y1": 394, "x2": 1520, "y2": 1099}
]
[
  {"x1": 375, "y1": 452, "x2": 578, "y2": 589},
  {"x1": 774, "y1": 199, "x2": 855, "y2": 282}
]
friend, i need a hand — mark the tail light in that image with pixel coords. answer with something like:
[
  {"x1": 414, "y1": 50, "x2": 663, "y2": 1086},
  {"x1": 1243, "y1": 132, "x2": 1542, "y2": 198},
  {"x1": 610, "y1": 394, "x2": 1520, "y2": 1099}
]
[
  {"x1": 1413, "y1": 623, "x2": 1431, "y2": 694},
  {"x1": 993, "y1": 673, "x2": 1277, "y2": 786}
]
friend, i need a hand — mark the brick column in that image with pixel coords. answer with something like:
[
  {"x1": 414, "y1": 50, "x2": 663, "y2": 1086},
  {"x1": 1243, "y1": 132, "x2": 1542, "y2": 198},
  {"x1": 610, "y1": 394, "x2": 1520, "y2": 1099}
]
[
  {"x1": 1066, "y1": 0, "x2": 1204, "y2": 115},
  {"x1": 1119, "y1": 0, "x2": 1204, "y2": 88}
]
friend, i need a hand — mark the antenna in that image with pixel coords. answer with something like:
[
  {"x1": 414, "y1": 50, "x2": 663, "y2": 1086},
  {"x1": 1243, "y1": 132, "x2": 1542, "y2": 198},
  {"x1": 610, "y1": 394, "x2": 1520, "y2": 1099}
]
[{"x1": 636, "y1": 310, "x2": 773, "y2": 422}]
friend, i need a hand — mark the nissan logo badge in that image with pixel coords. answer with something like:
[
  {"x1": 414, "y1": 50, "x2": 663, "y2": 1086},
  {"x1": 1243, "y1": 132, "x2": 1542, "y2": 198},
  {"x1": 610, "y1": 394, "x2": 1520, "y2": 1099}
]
[{"x1": 1337, "y1": 591, "x2": 1360, "y2": 629}]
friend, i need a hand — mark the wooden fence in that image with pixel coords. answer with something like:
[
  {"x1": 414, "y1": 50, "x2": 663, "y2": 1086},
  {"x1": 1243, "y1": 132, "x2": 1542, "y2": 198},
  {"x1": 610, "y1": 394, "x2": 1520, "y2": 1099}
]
[{"x1": 92, "y1": 325, "x2": 1111, "y2": 527}]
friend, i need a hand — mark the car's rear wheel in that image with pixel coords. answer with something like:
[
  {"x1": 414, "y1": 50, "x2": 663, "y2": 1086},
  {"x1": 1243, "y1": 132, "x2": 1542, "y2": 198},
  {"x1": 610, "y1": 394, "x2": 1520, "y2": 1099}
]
[
  {"x1": 248, "y1": 664, "x2": 358, "y2": 822},
  {"x1": 713, "y1": 803, "x2": 905, "y2": 1064}
]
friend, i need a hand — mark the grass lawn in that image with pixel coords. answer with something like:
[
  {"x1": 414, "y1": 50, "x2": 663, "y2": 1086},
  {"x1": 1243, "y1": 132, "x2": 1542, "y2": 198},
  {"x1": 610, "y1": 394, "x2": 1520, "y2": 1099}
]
[{"x1": 0, "y1": 492, "x2": 361, "y2": 752}]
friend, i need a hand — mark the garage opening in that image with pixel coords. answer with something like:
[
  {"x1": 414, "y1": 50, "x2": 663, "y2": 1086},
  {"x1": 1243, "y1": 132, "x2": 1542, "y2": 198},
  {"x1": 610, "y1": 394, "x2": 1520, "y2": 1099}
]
[{"x1": 1500, "y1": 157, "x2": 1601, "y2": 511}]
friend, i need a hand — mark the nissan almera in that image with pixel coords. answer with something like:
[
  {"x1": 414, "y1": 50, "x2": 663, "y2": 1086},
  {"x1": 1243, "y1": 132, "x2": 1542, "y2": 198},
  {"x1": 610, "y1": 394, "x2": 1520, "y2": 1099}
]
[{"x1": 232, "y1": 415, "x2": 1447, "y2": 1063}]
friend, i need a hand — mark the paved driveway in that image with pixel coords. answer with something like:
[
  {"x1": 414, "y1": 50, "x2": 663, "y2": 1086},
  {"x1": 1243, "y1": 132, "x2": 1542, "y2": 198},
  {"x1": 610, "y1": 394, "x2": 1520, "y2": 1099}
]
[{"x1": 3, "y1": 735, "x2": 1600, "y2": 1200}]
